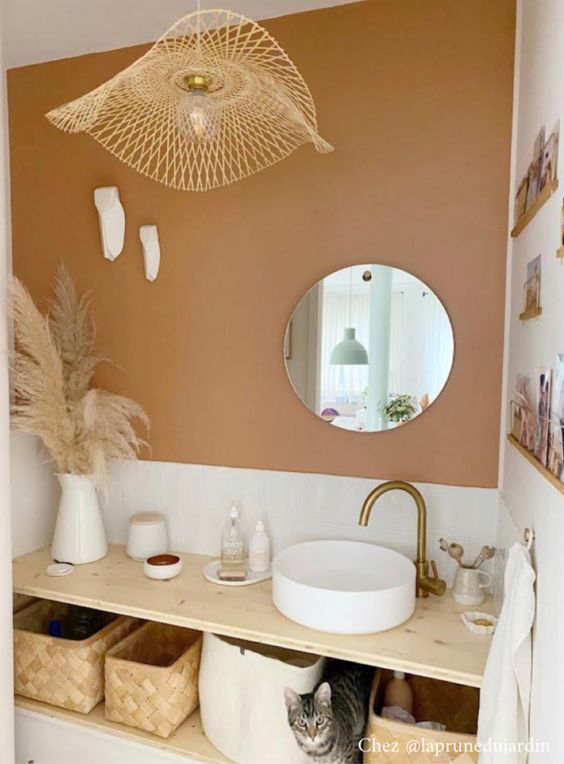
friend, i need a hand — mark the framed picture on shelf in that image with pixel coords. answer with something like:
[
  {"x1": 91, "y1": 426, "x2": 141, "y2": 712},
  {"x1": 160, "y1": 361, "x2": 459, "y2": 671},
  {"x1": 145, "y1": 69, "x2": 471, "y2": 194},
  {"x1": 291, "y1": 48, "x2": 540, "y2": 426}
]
[
  {"x1": 547, "y1": 424, "x2": 564, "y2": 479},
  {"x1": 535, "y1": 368, "x2": 551, "y2": 467},
  {"x1": 548, "y1": 354, "x2": 564, "y2": 479},
  {"x1": 513, "y1": 375, "x2": 536, "y2": 450},
  {"x1": 512, "y1": 375, "x2": 530, "y2": 441},
  {"x1": 525, "y1": 157, "x2": 542, "y2": 209},
  {"x1": 539, "y1": 123, "x2": 559, "y2": 192},
  {"x1": 520, "y1": 254, "x2": 542, "y2": 319},
  {"x1": 533, "y1": 125, "x2": 546, "y2": 159}
]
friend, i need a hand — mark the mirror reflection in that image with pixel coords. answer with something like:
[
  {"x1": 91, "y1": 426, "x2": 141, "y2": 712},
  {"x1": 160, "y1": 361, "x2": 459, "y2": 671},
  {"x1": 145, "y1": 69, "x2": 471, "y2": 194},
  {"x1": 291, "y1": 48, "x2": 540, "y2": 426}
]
[{"x1": 285, "y1": 264, "x2": 454, "y2": 432}]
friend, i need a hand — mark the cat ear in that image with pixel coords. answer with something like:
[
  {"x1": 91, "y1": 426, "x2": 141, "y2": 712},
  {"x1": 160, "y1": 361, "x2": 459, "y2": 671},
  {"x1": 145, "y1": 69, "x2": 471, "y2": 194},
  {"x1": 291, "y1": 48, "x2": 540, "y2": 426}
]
[
  {"x1": 314, "y1": 682, "x2": 331, "y2": 706},
  {"x1": 284, "y1": 687, "x2": 302, "y2": 711}
]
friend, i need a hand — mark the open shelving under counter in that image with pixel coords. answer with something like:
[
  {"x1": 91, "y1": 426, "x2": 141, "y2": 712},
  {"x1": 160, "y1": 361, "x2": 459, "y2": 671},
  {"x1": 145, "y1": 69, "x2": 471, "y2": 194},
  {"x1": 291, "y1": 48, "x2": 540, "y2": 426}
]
[{"x1": 13, "y1": 544, "x2": 494, "y2": 688}]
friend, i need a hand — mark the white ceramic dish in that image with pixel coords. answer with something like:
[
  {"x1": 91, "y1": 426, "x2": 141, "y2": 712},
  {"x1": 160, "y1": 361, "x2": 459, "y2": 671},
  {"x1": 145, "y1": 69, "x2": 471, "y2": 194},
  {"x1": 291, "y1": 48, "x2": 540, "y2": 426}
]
[
  {"x1": 46, "y1": 562, "x2": 73, "y2": 577},
  {"x1": 202, "y1": 560, "x2": 272, "y2": 587},
  {"x1": 143, "y1": 553, "x2": 183, "y2": 580},
  {"x1": 460, "y1": 611, "x2": 498, "y2": 635}
]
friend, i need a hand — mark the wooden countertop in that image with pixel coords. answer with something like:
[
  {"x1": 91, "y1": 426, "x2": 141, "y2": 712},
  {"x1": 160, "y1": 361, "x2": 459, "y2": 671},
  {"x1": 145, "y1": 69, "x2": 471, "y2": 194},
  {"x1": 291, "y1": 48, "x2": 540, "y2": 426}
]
[{"x1": 13, "y1": 545, "x2": 494, "y2": 687}]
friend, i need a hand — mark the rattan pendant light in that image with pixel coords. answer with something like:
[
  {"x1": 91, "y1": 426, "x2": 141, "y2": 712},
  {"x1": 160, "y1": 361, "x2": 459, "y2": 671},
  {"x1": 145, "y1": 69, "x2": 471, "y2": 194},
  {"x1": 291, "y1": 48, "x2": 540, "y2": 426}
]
[{"x1": 46, "y1": 8, "x2": 333, "y2": 192}]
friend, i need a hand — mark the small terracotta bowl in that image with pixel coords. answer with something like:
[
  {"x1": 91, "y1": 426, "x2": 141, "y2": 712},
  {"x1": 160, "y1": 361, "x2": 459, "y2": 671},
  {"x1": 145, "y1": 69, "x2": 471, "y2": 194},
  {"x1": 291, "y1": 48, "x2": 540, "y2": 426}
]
[{"x1": 143, "y1": 553, "x2": 183, "y2": 580}]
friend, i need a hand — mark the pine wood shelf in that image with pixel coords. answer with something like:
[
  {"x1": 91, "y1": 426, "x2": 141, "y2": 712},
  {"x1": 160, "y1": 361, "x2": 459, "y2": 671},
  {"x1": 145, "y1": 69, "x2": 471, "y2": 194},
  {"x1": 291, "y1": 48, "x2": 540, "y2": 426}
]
[
  {"x1": 13, "y1": 545, "x2": 494, "y2": 688},
  {"x1": 518, "y1": 307, "x2": 542, "y2": 321},
  {"x1": 507, "y1": 435, "x2": 564, "y2": 496},
  {"x1": 556, "y1": 246, "x2": 564, "y2": 259},
  {"x1": 511, "y1": 178, "x2": 559, "y2": 237},
  {"x1": 16, "y1": 698, "x2": 230, "y2": 763}
]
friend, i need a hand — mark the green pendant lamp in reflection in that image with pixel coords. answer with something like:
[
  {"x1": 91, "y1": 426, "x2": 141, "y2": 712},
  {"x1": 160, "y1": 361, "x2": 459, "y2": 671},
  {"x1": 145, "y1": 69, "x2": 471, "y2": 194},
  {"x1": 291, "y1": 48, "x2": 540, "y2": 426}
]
[{"x1": 330, "y1": 268, "x2": 369, "y2": 365}]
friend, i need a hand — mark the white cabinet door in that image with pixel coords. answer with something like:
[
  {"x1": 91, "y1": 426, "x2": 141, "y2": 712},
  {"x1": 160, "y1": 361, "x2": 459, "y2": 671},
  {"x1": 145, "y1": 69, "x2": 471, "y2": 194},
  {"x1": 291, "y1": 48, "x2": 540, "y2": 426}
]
[{"x1": 15, "y1": 709, "x2": 202, "y2": 764}]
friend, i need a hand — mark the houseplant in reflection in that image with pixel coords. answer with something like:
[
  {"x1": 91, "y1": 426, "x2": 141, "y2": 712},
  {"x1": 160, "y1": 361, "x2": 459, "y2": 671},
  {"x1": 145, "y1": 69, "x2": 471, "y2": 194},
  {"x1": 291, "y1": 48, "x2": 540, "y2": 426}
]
[
  {"x1": 10, "y1": 266, "x2": 148, "y2": 563},
  {"x1": 380, "y1": 394, "x2": 417, "y2": 425}
]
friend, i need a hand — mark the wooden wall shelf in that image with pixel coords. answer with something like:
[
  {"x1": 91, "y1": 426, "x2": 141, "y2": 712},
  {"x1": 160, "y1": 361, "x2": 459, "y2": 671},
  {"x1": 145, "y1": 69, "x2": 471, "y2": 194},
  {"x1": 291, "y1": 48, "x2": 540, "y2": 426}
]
[
  {"x1": 557, "y1": 246, "x2": 564, "y2": 259},
  {"x1": 518, "y1": 307, "x2": 542, "y2": 321},
  {"x1": 507, "y1": 435, "x2": 564, "y2": 496},
  {"x1": 13, "y1": 545, "x2": 494, "y2": 688},
  {"x1": 511, "y1": 178, "x2": 559, "y2": 237},
  {"x1": 16, "y1": 698, "x2": 228, "y2": 764}
]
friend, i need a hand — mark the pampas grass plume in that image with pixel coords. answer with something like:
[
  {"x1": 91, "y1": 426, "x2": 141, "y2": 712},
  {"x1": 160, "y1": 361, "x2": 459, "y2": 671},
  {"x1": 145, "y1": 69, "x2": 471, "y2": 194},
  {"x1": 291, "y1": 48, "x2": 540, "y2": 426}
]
[{"x1": 9, "y1": 266, "x2": 148, "y2": 484}]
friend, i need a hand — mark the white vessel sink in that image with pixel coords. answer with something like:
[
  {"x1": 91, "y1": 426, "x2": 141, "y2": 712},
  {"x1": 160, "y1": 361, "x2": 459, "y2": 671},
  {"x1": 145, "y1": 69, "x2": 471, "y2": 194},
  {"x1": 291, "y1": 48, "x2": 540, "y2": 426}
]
[{"x1": 272, "y1": 540, "x2": 416, "y2": 635}]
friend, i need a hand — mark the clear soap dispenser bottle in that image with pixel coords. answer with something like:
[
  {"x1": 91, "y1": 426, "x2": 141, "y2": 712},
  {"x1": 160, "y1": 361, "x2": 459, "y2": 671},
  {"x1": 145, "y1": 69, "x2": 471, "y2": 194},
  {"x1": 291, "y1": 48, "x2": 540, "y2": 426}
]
[{"x1": 221, "y1": 504, "x2": 244, "y2": 569}]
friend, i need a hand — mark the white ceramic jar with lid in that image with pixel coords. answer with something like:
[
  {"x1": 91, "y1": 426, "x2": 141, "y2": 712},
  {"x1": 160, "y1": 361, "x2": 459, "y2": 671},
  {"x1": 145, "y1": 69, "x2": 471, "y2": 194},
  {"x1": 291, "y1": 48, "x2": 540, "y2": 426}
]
[{"x1": 126, "y1": 511, "x2": 168, "y2": 561}]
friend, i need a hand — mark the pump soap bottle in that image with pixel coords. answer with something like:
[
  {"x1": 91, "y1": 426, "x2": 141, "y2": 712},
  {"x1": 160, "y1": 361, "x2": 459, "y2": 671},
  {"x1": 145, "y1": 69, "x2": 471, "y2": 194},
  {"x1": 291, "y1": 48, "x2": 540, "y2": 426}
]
[
  {"x1": 248, "y1": 520, "x2": 271, "y2": 573},
  {"x1": 219, "y1": 504, "x2": 246, "y2": 581}
]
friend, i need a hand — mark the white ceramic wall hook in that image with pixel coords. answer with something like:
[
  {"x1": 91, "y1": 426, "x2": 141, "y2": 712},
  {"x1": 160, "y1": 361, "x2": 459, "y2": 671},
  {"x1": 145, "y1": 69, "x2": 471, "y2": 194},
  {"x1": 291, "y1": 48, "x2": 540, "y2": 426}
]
[
  {"x1": 523, "y1": 527, "x2": 535, "y2": 550},
  {"x1": 93, "y1": 187, "x2": 125, "y2": 261},
  {"x1": 139, "y1": 224, "x2": 161, "y2": 282}
]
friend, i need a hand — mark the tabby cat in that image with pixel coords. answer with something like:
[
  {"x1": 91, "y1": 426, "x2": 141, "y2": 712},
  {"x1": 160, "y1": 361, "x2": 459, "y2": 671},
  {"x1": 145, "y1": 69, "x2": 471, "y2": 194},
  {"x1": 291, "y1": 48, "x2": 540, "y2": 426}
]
[{"x1": 284, "y1": 660, "x2": 373, "y2": 764}]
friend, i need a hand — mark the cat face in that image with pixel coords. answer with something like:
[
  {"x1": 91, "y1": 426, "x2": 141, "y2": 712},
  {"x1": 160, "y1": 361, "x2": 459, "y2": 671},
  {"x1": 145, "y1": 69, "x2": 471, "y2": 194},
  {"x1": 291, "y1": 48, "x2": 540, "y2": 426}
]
[{"x1": 284, "y1": 683, "x2": 334, "y2": 753}]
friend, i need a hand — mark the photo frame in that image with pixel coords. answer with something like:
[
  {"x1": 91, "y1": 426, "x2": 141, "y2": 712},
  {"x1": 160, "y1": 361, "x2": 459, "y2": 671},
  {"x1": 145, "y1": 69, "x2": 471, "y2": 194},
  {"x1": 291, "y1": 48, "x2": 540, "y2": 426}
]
[
  {"x1": 547, "y1": 423, "x2": 563, "y2": 479},
  {"x1": 520, "y1": 254, "x2": 542, "y2": 320},
  {"x1": 512, "y1": 375, "x2": 531, "y2": 442},
  {"x1": 539, "y1": 122, "x2": 559, "y2": 192},
  {"x1": 535, "y1": 368, "x2": 551, "y2": 467},
  {"x1": 525, "y1": 157, "x2": 542, "y2": 209},
  {"x1": 548, "y1": 354, "x2": 564, "y2": 479},
  {"x1": 533, "y1": 125, "x2": 546, "y2": 160}
]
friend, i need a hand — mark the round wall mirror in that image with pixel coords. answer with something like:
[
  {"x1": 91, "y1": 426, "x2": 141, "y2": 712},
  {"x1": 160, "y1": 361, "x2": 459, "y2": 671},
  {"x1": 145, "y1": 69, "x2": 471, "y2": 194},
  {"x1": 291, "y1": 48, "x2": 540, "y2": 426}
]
[{"x1": 284, "y1": 264, "x2": 454, "y2": 432}]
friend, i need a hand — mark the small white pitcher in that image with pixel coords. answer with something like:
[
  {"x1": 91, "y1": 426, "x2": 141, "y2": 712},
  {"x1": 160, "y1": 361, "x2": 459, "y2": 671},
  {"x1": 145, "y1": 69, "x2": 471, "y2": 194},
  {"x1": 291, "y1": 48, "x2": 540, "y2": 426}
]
[{"x1": 453, "y1": 566, "x2": 492, "y2": 606}]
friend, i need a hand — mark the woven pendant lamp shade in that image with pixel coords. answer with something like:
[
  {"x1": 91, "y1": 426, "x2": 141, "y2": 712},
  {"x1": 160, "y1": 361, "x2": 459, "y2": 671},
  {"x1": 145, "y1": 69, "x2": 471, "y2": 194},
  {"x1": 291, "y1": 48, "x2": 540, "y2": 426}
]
[{"x1": 46, "y1": 9, "x2": 333, "y2": 192}]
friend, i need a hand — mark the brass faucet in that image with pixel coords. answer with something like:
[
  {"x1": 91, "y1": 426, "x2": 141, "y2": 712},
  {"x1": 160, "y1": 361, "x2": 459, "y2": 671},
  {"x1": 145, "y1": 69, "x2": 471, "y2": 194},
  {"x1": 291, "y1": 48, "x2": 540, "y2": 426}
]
[{"x1": 358, "y1": 480, "x2": 446, "y2": 598}]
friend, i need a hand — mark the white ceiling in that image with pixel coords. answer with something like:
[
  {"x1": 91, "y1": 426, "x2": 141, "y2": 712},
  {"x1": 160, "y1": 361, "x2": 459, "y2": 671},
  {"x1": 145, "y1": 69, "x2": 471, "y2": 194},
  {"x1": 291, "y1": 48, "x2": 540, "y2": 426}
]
[{"x1": 2, "y1": 0, "x2": 362, "y2": 69}]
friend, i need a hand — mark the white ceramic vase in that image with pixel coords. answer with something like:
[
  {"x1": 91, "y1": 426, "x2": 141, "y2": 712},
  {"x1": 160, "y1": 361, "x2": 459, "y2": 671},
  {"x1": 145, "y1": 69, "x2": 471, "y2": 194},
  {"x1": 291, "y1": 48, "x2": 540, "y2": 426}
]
[{"x1": 51, "y1": 474, "x2": 107, "y2": 564}]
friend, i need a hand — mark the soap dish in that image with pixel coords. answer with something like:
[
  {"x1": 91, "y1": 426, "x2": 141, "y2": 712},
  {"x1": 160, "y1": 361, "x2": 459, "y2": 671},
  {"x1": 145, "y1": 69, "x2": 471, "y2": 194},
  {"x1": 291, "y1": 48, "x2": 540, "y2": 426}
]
[
  {"x1": 202, "y1": 560, "x2": 272, "y2": 587},
  {"x1": 461, "y1": 611, "x2": 498, "y2": 635}
]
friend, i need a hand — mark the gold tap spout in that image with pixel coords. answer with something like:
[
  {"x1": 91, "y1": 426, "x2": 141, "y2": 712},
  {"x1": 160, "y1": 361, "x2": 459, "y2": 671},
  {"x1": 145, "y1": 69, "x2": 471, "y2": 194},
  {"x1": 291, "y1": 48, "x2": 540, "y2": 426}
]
[{"x1": 358, "y1": 480, "x2": 446, "y2": 598}]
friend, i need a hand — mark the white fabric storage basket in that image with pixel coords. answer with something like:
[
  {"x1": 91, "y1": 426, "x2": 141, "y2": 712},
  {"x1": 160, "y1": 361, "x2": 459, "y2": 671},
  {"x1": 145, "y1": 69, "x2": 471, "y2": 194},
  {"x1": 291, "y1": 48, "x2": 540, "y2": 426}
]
[{"x1": 199, "y1": 632, "x2": 325, "y2": 764}]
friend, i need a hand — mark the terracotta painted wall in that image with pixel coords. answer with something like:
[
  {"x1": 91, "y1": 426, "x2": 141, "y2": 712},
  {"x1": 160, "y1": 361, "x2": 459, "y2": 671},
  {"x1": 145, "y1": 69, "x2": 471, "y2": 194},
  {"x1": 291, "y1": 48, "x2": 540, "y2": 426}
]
[{"x1": 7, "y1": 0, "x2": 515, "y2": 487}]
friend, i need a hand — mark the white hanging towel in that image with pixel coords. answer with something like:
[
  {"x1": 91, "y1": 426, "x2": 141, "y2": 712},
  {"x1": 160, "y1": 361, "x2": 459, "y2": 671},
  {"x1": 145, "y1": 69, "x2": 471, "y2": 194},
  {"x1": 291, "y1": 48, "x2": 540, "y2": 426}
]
[{"x1": 477, "y1": 542, "x2": 536, "y2": 763}]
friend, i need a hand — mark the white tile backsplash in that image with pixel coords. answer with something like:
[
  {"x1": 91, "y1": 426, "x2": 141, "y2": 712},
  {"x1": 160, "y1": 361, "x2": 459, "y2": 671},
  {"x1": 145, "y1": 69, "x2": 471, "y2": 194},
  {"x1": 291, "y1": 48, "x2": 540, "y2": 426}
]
[{"x1": 100, "y1": 459, "x2": 499, "y2": 588}]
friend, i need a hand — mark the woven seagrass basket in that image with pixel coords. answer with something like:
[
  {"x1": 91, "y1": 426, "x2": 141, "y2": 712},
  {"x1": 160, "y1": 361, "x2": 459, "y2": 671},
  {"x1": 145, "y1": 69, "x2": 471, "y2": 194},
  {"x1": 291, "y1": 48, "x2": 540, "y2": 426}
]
[
  {"x1": 14, "y1": 599, "x2": 140, "y2": 713},
  {"x1": 105, "y1": 621, "x2": 202, "y2": 738},
  {"x1": 364, "y1": 670, "x2": 479, "y2": 763}
]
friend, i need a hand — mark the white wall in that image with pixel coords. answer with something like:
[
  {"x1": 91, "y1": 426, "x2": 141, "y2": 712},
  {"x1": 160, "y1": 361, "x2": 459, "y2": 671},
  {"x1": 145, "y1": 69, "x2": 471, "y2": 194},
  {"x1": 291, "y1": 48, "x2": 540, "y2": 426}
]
[
  {"x1": 0, "y1": 0, "x2": 15, "y2": 757},
  {"x1": 10, "y1": 433, "x2": 58, "y2": 558},
  {"x1": 500, "y1": 1, "x2": 564, "y2": 760},
  {"x1": 100, "y1": 459, "x2": 499, "y2": 589}
]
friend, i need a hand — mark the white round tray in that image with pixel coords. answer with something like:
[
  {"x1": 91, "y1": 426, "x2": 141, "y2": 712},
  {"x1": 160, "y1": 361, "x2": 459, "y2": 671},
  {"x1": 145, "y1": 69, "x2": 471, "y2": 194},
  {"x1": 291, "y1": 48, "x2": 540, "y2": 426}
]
[{"x1": 202, "y1": 560, "x2": 272, "y2": 587}]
